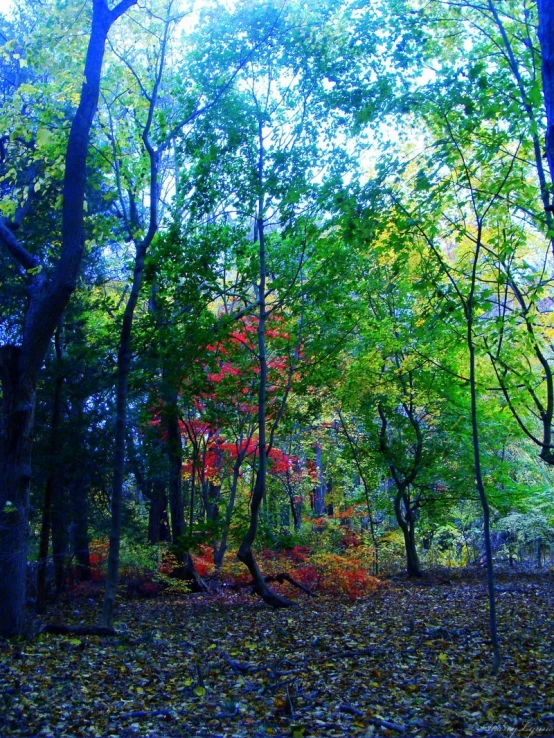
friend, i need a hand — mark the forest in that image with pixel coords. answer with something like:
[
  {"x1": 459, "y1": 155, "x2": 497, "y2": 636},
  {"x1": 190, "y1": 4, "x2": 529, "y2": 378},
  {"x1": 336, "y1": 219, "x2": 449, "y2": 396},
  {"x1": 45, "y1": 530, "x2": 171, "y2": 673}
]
[{"x1": 1, "y1": 0, "x2": 554, "y2": 735}]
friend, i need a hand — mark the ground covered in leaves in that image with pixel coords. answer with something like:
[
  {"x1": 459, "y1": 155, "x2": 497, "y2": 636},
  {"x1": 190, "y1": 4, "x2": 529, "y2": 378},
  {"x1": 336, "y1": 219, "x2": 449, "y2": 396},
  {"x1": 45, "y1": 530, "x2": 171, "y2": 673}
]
[{"x1": 1, "y1": 570, "x2": 553, "y2": 738}]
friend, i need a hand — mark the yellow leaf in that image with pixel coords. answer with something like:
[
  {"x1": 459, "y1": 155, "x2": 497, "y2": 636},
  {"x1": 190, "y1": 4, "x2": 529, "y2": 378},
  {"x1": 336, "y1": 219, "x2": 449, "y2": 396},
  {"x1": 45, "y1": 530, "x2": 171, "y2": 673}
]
[
  {"x1": 438, "y1": 653, "x2": 448, "y2": 663},
  {"x1": 194, "y1": 686, "x2": 206, "y2": 697}
]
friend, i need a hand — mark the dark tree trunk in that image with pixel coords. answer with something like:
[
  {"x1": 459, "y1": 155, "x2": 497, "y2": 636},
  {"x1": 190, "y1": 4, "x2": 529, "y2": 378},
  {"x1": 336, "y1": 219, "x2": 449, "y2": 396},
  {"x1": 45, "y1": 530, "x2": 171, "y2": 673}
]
[
  {"x1": 393, "y1": 490, "x2": 422, "y2": 578},
  {"x1": 69, "y1": 479, "x2": 91, "y2": 581},
  {"x1": 0, "y1": 0, "x2": 136, "y2": 637},
  {"x1": 148, "y1": 480, "x2": 169, "y2": 544},
  {"x1": 101, "y1": 239, "x2": 149, "y2": 628},
  {"x1": 37, "y1": 332, "x2": 64, "y2": 609},
  {"x1": 51, "y1": 479, "x2": 68, "y2": 593},
  {"x1": 0, "y1": 347, "x2": 35, "y2": 636},
  {"x1": 214, "y1": 455, "x2": 243, "y2": 569}
]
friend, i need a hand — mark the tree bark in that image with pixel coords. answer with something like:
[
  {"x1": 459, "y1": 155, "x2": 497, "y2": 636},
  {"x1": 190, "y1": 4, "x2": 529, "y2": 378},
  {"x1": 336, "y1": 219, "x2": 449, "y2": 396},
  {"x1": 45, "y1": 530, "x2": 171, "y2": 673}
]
[
  {"x1": 148, "y1": 480, "x2": 169, "y2": 544},
  {"x1": 37, "y1": 330, "x2": 65, "y2": 610},
  {"x1": 69, "y1": 478, "x2": 91, "y2": 581},
  {"x1": 0, "y1": 0, "x2": 136, "y2": 637},
  {"x1": 0, "y1": 346, "x2": 35, "y2": 636},
  {"x1": 393, "y1": 489, "x2": 422, "y2": 577}
]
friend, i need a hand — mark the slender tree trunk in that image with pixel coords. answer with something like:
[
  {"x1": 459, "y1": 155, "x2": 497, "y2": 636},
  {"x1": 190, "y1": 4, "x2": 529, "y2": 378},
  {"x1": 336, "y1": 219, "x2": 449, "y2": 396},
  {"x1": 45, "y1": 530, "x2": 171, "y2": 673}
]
[
  {"x1": 51, "y1": 479, "x2": 68, "y2": 593},
  {"x1": 237, "y1": 126, "x2": 292, "y2": 608},
  {"x1": 148, "y1": 480, "x2": 169, "y2": 544},
  {"x1": 467, "y1": 251, "x2": 501, "y2": 672},
  {"x1": 101, "y1": 241, "x2": 149, "y2": 627},
  {"x1": 313, "y1": 442, "x2": 325, "y2": 516},
  {"x1": 538, "y1": 0, "x2": 554, "y2": 193},
  {"x1": 164, "y1": 394, "x2": 185, "y2": 544},
  {"x1": 214, "y1": 456, "x2": 243, "y2": 569}
]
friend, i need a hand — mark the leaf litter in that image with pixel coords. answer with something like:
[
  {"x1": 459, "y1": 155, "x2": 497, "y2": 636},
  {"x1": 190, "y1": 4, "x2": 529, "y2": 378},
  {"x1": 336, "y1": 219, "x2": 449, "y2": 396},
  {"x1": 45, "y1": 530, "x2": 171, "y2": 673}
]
[{"x1": 1, "y1": 571, "x2": 553, "y2": 738}]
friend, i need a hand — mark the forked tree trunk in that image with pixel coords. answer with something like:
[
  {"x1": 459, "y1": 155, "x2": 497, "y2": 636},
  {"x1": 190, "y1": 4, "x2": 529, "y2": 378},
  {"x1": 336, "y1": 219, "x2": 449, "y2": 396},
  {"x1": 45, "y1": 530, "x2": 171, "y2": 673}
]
[{"x1": 393, "y1": 490, "x2": 422, "y2": 578}]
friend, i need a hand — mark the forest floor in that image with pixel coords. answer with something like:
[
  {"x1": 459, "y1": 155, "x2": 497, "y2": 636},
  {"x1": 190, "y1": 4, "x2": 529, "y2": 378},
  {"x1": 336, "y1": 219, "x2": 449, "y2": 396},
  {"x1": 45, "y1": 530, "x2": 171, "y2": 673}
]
[{"x1": 1, "y1": 569, "x2": 553, "y2": 738}]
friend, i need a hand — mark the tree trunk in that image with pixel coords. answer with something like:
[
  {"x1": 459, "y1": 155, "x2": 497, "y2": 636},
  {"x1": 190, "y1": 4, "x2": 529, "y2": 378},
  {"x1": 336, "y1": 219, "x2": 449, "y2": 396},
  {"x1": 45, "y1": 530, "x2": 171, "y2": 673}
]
[
  {"x1": 538, "y1": 0, "x2": 554, "y2": 193},
  {"x1": 313, "y1": 442, "x2": 326, "y2": 516},
  {"x1": 148, "y1": 480, "x2": 169, "y2": 544},
  {"x1": 101, "y1": 240, "x2": 149, "y2": 628},
  {"x1": 236, "y1": 129, "x2": 292, "y2": 608},
  {"x1": 37, "y1": 333, "x2": 64, "y2": 609},
  {"x1": 467, "y1": 237, "x2": 501, "y2": 673},
  {"x1": 0, "y1": 0, "x2": 136, "y2": 637},
  {"x1": 164, "y1": 394, "x2": 185, "y2": 544},
  {"x1": 393, "y1": 490, "x2": 422, "y2": 578},
  {"x1": 69, "y1": 479, "x2": 91, "y2": 581},
  {"x1": 0, "y1": 346, "x2": 35, "y2": 636}
]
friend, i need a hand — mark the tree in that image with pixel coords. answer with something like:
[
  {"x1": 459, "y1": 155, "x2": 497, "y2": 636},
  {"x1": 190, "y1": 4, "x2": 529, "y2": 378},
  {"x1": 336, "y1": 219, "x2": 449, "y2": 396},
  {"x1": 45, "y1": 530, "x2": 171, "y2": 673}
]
[{"x1": 0, "y1": 0, "x2": 135, "y2": 637}]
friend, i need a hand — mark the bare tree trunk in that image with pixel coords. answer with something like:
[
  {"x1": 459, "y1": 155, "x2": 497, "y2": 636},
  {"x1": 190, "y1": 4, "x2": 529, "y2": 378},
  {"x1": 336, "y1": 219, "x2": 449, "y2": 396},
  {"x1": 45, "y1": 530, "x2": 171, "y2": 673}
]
[{"x1": 148, "y1": 480, "x2": 169, "y2": 544}]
